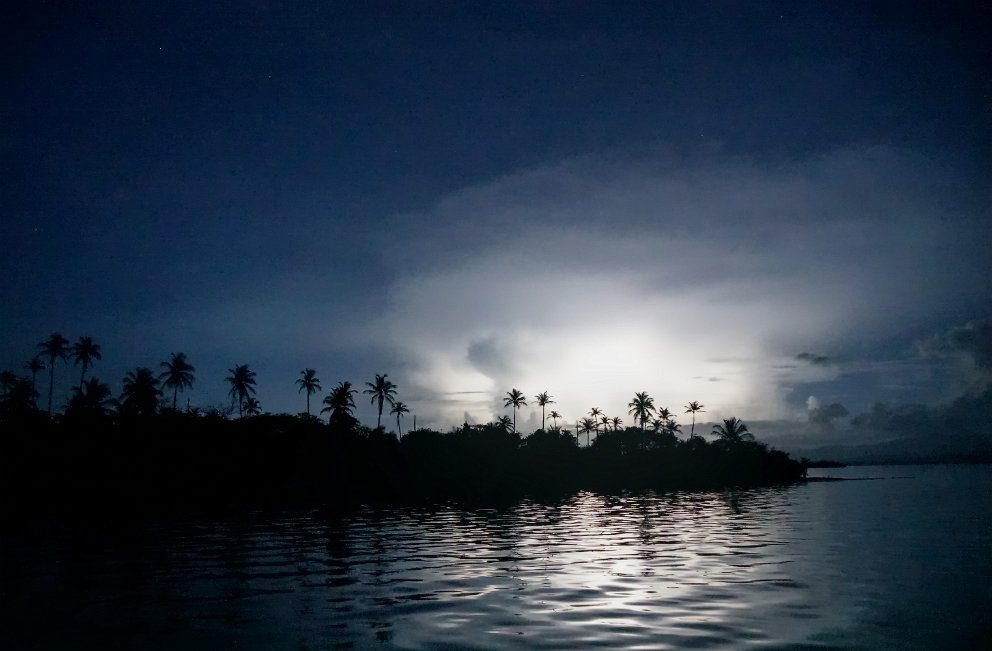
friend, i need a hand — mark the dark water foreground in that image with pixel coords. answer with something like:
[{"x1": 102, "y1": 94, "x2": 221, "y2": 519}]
[{"x1": 2, "y1": 464, "x2": 990, "y2": 650}]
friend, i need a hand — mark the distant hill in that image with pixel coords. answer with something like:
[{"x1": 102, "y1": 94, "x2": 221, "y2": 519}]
[{"x1": 799, "y1": 433, "x2": 992, "y2": 466}]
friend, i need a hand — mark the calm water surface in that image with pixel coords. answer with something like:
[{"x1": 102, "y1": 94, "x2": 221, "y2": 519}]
[{"x1": 2, "y1": 464, "x2": 990, "y2": 650}]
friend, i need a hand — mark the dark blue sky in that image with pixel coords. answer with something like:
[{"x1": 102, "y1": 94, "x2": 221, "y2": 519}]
[{"x1": 3, "y1": 1, "x2": 989, "y2": 444}]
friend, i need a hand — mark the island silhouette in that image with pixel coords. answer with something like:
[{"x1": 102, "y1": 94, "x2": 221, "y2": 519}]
[{"x1": 2, "y1": 333, "x2": 806, "y2": 517}]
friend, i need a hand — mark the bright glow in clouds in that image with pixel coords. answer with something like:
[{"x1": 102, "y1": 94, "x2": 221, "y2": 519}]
[{"x1": 354, "y1": 145, "x2": 985, "y2": 430}]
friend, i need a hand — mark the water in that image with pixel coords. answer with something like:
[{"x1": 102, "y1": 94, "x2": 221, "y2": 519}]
[{"x1": 2, "y1": 465, "x2": 990, "y2": 650}]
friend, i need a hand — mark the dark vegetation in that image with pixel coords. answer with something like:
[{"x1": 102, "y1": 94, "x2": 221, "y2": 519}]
[{"x1": 1, "y1": 335, "x2": 806, "y2": 520}]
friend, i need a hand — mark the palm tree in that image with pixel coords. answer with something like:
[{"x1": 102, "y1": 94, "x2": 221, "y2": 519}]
[
  {"x1": 390, "y1": 401, "x2": 410, "y2": 436},
  {"x1": 38, "y1": 332, "x2": 70, "y2": 416},
  {"x1": 68, "y1": 377, "x2": 117, "y2": 420},
  {"x1": 611, "y1": 416, "x2": 623, "y2": 431},
  {"x1": 657, "y1": 407, "x2": 672, "y2": 422},
  {"x1": 580, "y1": 417, "x2": 596, "y2": 446},
  {"x1": 243, "y1": 397, "x2": 262, "y2": 417},
  {"x1": 296, "y1": 368, "x2": 321, "y2": 417},
  {"x1": 495, "y1": 415, "x2": 513, "y2": 432},
  {"x1": 548, "y1": 410, "x2": 562, "y2": 429},
  {"x1": 69, "y1": 336, "x2": 101, "y2": 390},
  {"x1": 24, "y1": 357, "x2": 45, "y2": 393},
  {"x1": 712, "y1": 417, "x2": 753, "y2": 445},
  {"x1": 599, "y1": 414, "x2": 611, "y2": 437},
  {"x1": 665, "y1": 419, "x2": 682, "y2": 437},
  {"x1": 589, "y1": 407, "x2": 603, "y2": 435},
  {"x1": 627, "y1": 391, "x2": 655, "y2": 429},
  {"x1": 0, "y1": 375, "x2": 38, "y2": 413},
  {"x1": 535, "y1": 391, "x2": 555, "y2": 430},
  {"x1": 120, "y1": 367, "x2": 162, "y2": 417},
  {"x1": 159, "y1": 352, "x2": 195, "y2": 409},
  {"x1": 321, "y1": 381, "x2": 358, "y2": 427},
  {"x1": 650, "y1": 417, "x2": 665, "y2": 432},
  {"x1": 364, "y1": 374, "x2": 397, "y2": 428},
  {"x1": 226, "y1": 364, "x2": 257, "y2": 418},
  {"x1": 685, "y1": 401, "x2": 705, "y2": 438},
  {"x1": 503, "y1": 388, "x2": 527, "y2": 433}
]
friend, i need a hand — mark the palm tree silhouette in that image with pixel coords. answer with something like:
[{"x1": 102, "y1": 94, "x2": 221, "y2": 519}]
[
  {"x1": 535, "y1": 391, "x2": 555, "y2": 430},
  {"x1": 121, "y1": 367, "x2": 162, "y2": 417},
  {"x1": 657, "y1": 407, "x2": 672, "y2": 422},
  {"x1": 712, "y1": 417, "x2": 753, "y2": 445},
  {"x1": 666, "y1": 419, "x2": 682, "y2": 437},
  {"x1": 296, "y1": 368, "x2": 321, "y2": 417},
  {"x1": 503, "y1": 388, "x2": 527, "y2": 433},
  {"x1": 589, "y1": 407, "x2": 603, "y2": 435},
  {"x1": 243, "y1": 397, "x2": 262, "y2": 417},
  {"x1": 548, "y1": 410, "x2": 562, "y2": 429},
  {"x1": 37, "y1": 332, "x2": 69, "y2": 417},
  {"x1": 599, "y1": 414, "x2": 611, "y2": 438},
  {"x1": 627, "y1": 391, "x2": 655, "y2": 429},
  {"x1": 226, "y1": 364, "x2": 257, "y2": 418},
  {"x1": 685, "y1": 401, "x2": 705, "y2": 438},
  {"x1": 364, "y1": 374, "x2": 397, "y2": 429},
  {"x1": 390, "y1": 401, "x2": 410, "y2": 436},
  {"x1": 159, "y1": 352, "x2": 195, "y2": 410},
  {"x1": 580, "y1": 417, "x2": 596, "y2": 446},
  {"x1": 611, "y1": 416, "x2": 623, "y2": 431},
  {"x1": 69, "y1": 336, "x2": 101, "y2": 390},
  {"x1": 1, "y1": 375, "x2": 38, "y2": 412},
  {"x1": 495, "y1": 415, "x2": 513, "y2": 432},
  {"x1": 321, "y1": 381, "x2": 357, "y2": 426},
  {"x1": 69, "y1": 377, "x2": 117, "y2": 419},
  {"x1": 24, "y1": 357, "x2": 45, "y2": 394}
]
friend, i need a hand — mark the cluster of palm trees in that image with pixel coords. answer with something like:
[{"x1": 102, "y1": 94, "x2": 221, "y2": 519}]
[
  {"x1": 7, "y1": 333, "x2": 419, "y2": 431},
  {"x1": 8, "y1": 335, "x2": 745, "y2": 446},
  {"x1": 499, "y1": 388, "x2": 710, "y2": 445}
]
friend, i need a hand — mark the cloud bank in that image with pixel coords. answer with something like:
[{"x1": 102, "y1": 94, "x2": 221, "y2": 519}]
[{"x1": 351, "y1": 145, "x2": 989, "y2": 431}]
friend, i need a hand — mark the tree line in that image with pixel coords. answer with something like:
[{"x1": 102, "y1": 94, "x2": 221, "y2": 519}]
[{"x1": 1, "y1": 333, "x2": 806, "y2": 516}]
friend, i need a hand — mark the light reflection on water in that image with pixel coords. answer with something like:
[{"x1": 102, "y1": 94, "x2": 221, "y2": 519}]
[{"x1": 2, "y1": 465, "x2": 990, "y2": 650}]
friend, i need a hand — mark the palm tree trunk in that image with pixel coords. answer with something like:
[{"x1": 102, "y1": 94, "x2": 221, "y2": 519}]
[
  {"x1": 541, "y1": 405, "x2": 545, "y2": 430},
  {"x1": 306, "y1": 393, "x2": 310, "y2": 416},
  {"x1": 377, "y1": 397, "x2": 383, "y2": 428},
  {"x1": 173, "y1": 386, "x2": 179, "y2": 410}
]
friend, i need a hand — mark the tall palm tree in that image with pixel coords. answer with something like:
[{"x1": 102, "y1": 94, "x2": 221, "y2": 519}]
[
  {"x1": 611, "y1": 416, "x2": 623, "y2": 431},
  {"x1": 321, "y1": 381, "x2": 358, "y2": 426},
  {"x1": 685, "y1": 401, "x2": 705, "y2": 438},
  {"x1": 24, "y1": 357, "x2": 45, "y2": 393},
  {"x1": 69, "y1": 336, "x2": 101, "y2": 390},
  {"x1": 627, "y1": 391, "x2": 655, "y2": 430},
  {"x1": 589, "y1": 407, "x2": 603, "y2": 435},
  {"x1": 548, "y1": 410, "x2": 562, "y2": 429},
  {"x1": 535, "y1": 391, "x2": 555, "y2": 430},
  {"x1": 296, "y1": 368, "x2": 321, "y2": 417},
  {"x1": 599, "y1": 414, "x2": 611, "y2": 437},
  {"x1": 243, "y1": 397, "x2": 262, "y2": 417},
  {"x1": 120, "y1": 367, "x2": 162, "y2": 417},
  {"x1": 580, "y1": 417, "x2": 596, "y2": 446},
  {"x1": 38, "y1": 332, "x2": 70, "y2": 417},
  {"x1": 503, "y1": 388, "x2": 527, "y2": 433},
  {"x1": 712, "y1": 417, "x2": 753, "y2": 445},
  {"x1": 364, "y1": 374, "x2": 397, "y2": 429},
  {"x1": 226, "y1": 364, "x2": 257, "y2": 418},
  {"x1": 159, "y1": 352, "x2": 195, "y2": 409},
  {"x1": 390, "y1": 401, "x2": 410, "y2": 436}
]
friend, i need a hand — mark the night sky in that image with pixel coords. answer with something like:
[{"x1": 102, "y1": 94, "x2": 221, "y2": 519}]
[{"x1": 3, "y1": 1, "x2": 989, "y2": 452}]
